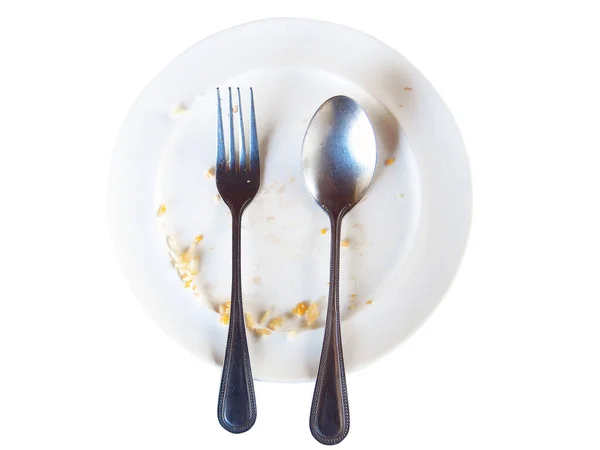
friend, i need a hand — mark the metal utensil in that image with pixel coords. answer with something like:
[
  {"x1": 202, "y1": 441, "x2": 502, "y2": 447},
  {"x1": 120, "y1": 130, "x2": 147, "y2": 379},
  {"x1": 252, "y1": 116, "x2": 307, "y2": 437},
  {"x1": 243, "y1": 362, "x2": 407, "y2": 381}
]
[
  {"x1": 302, "y1": 95, "x2": 377, "y2": 445},
  {"x1": 215, "y1": 87, "x2": 260, "y2": 433}
]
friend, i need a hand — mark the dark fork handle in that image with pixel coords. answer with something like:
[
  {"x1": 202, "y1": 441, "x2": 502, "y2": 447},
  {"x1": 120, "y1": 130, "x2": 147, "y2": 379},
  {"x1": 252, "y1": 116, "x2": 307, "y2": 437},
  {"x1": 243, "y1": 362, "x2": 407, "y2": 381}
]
[
  {"x1": 217, "y1": 211, "x2": 256, "y2": 433},
  {"x1": 310, "y1": 214, "x2": 350, "y2": 445}
]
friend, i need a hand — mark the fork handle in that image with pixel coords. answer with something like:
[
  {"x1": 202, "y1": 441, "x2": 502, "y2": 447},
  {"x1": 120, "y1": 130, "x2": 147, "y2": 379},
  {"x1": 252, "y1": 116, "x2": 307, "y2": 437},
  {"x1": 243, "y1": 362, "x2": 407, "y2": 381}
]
[
  {"x1": 310, "y1": 213, "x2": 350, "y2": 445},
  {"x1": 217, "y1": 211, "x2": 256, "y2": 433}
]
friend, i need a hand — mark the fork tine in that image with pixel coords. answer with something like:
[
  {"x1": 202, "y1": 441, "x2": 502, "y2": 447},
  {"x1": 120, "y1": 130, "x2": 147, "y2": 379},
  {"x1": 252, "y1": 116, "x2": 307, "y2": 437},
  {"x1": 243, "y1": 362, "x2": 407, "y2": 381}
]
[
  {"x1": 237, "y1": 88, "x2": 247, "y2": 172},
  {"x1": 228, "y1": 87, "x2": 236, "y2": 171},
  {"x1": 216, "y1": 88, "x2": 226, "y2": 173},
  {"x1": 249, "y1": 88, "x2": 259, "y2": 171}
]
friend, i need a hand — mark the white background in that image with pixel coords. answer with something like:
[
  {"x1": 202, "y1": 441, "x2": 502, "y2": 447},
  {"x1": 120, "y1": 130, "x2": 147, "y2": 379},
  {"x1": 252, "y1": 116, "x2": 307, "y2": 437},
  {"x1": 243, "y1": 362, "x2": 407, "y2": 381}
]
[{"x1": 1, "y1": 1, "x2": 599, "y2": 449}]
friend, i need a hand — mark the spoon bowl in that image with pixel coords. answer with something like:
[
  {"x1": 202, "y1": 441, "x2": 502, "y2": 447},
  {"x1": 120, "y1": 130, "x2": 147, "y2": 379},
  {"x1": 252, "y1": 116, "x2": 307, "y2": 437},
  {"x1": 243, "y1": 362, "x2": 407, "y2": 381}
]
[{"x1": 302, "y1": 96, "x2": 377, "y2": 216}]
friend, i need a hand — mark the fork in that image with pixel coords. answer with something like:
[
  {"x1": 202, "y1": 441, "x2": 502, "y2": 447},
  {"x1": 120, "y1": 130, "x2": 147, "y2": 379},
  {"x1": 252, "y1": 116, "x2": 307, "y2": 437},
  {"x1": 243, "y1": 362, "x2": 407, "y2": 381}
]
[{"x1": 215, "y1": 87, "x2": 260, "y2": 433}]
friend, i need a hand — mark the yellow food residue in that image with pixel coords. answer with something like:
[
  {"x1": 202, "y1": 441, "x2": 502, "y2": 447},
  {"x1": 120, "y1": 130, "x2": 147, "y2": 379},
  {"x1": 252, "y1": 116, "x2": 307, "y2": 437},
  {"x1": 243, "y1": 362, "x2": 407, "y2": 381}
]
[
  {"x1": 254, "y1": 328, "x2": 272, "y2": 337},
  {"x1": 219, "y1": 301, "x2": 231, "y2": 325},
  {"x1": 305, "y1": 303, "x2": 320, "y2": 326},
  {"x1": 341, "y1": 239, "x2": 350, "y2": 248},
  {"x1": 320, "y1": 228, "x2": 328, "y2": 235},
  {"x1": 157, "y1": 204, "x2": 167, "y2": 217},
  {"x1": 292, "y1": 302, "x2": 309, "y2": 317},
  {"x1": 166, "y1": 236, "x2": 201, "y2": 288},
  {"x1": 366, "y1": 300, "x2": 373, "y2": 305},
  {"x1": 206, "y1": 166, "x2": 216, "y2": 178},
  {"x1": 182, "y1": 242, "x2": 199, "y2": 267},
  {"x1": 267, "y1": 317, "x2": 284, "y2": 331},
  {"x1": 193, "y1": 235, "x2": 204, "y2": 244},
  {"x1": 259, "y1": 310, "x2": 270, "y2": 325},
  {"x1": 404, "y1": 86, "x2": 412, "y2": 91},
  {"x1": 244, "y1": 311, "x2": 280, "y2": 336},
  {"x1": 385, "y1": 157, "x2": 396, "y2": 166},
  {"x1": 171, "y1": 104, "x2": 188, "y2": 115},
  {"x1": 245, "y1": 312, "x2": 256, "y2": 329}
]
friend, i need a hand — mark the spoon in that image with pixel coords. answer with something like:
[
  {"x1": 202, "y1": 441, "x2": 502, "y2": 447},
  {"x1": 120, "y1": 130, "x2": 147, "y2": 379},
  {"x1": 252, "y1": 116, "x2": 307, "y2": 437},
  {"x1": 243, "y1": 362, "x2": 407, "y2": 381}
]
[{"x1": 302, "y1": 95, "x2": 377, "y2": 445}]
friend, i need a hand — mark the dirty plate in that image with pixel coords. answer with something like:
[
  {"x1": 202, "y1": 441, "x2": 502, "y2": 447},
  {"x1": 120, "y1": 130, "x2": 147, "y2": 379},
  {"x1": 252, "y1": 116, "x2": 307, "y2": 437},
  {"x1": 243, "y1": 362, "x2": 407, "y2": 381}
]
[{"x1": 108, "y1": 18, "x2": 472, "y2": 382}]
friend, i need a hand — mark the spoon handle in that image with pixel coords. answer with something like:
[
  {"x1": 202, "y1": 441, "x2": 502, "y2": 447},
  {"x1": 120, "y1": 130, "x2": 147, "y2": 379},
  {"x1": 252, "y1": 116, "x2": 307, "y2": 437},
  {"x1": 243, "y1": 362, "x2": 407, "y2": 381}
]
[
  {"x1": 217, "y1": 211, "x2": 256, "y2": 433},
  {"x1": 310, "y1": 214, "x2": 350, "y2": 445}
]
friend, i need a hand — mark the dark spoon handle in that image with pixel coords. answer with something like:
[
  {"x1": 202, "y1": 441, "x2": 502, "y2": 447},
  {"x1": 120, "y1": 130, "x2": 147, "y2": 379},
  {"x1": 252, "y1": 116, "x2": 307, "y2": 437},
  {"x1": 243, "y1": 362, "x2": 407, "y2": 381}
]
[
  {"x1": 310, "y1": 214, "x2": 350, "y2": 445},
  {"x1": 217, "y1": 211, "x2": 256, "y2": 433}
]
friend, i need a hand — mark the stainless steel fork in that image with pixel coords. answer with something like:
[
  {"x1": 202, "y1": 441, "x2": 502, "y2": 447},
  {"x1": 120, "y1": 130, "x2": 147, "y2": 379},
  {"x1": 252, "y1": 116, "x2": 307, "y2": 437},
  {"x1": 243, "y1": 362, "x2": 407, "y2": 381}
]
[{"x1": 215, "y1": 87, "x2": 259, "y2": 434}]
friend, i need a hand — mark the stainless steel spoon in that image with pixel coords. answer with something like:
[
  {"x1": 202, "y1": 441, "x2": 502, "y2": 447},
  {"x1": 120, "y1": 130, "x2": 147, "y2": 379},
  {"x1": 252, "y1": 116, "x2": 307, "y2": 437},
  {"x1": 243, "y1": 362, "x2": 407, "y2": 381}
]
[{"x1": 302, "y1": 95, "x2": 377, "y2": 445}]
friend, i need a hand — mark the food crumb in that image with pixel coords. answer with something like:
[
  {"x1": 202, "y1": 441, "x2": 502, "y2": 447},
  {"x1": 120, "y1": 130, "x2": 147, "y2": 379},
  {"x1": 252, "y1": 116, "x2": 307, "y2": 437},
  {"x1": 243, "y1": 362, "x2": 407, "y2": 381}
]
[
  {"x1": 267, "y1": 317, "x2": 284, "y2": 331},
  {"x1": 259, "y1": 310, "x2": 270, "y2": 325},
  {"x1": 245, "y1": 312, "x2": 256, "y2": 329},
  {"x1": 404, "y1": 87, "x2": 412, "y2": 91},
  {"x1": 214, "y1": 194, "x2": 221, "y2": 202},
  {"x1": 305, "y1": 303, "x2": 320, "y2": 326},
  {"x1": 218, "y1": 301, "x2": 231, "y2": 325},
  {"x1": 287, "y1": 330, "x2": 298, "y2": 339},
  {"x1": 166, "y1": 235, "x2": 180, "y2": 252},
  {"x1": 385, "y1": 157, "x2": 396, "y2": 166},
  {"x1": 206, "y1": 166, "x2": 216, "y2": 178},
  {"x1": 397, "y1": 193, "x2": 404, "y2": 199},
  {"x1": 171, "y1": 104, "x2": 188, "y2": 115},
  {"x1": 209, "y1": 247, "x2": 213, "y2": 250},
  {"x1": 350, "y1": 294, "x2": 357, "y2": 299},
  {"x1": 232, "y1": 105, "x2": 239, "y2": 113},
  {"x1": 156, "y1": 204, "x2": 167, "y2": 217},
  {"x1": 252, "y1": 277, "x2": 262, "y2": 285},
  {"x1": 349, "y1": 303, "x2": 357, "y2": 310},
  {"x1": 321, "y1": 228, "x2": 328, "y2": 235},
  {"x1": 183, "y1": 242, "x2": 198, "y2": 263},
  {"x1": 292, "y1": 302, "x2": 309, "y2": 317},
  {"x1": 254, "y1": 328, "x2": 272, "y2": 337},
  {"x1": 341, "y1": 239, "x2": 350, "y2": 248},
  {"x1": 267, "y1": 216, "x2": 275, "y2": 222},
  {"x1": 193, "y1": 235, "x2": 204, "y2": 243},
  {"x1": 366, "y1": 300, "x2": 373, "y2": 305}
]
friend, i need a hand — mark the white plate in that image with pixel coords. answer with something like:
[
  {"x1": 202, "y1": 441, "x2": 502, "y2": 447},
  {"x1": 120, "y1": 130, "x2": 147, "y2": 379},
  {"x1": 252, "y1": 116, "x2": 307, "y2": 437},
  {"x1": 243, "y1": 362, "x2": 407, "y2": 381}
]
[{"x1": 108, "y1": 18, "x2": 472, "y2": 382}]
